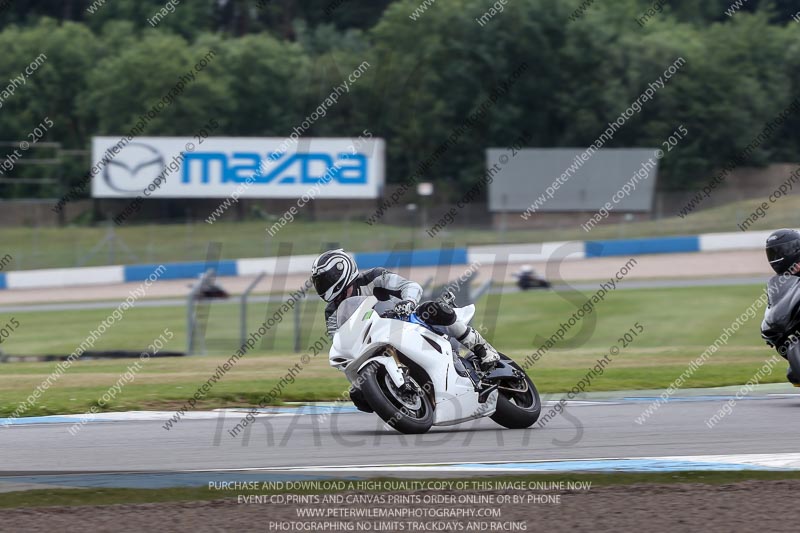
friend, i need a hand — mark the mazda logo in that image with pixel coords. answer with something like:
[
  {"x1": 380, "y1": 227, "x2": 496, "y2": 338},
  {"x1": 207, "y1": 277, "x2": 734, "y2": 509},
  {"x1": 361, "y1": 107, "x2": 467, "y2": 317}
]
[{"x1": 103, "y1": 143, "x2": 165, "y2": 193}]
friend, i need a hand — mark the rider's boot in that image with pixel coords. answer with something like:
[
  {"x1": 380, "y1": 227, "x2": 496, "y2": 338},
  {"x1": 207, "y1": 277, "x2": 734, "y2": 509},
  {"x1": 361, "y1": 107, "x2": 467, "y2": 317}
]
[{"x1": 458, "y1": 327, "x2": 500, "y2": 370}]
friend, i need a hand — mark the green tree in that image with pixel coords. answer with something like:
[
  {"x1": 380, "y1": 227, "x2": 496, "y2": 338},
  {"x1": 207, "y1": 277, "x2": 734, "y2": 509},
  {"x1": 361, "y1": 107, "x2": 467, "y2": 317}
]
[
  {"x1": 78, "y1": 31, "x2": 231, "y2": 137},
  {"x1": 217, "y1": 34, "x2": 311, "y2": 135}
]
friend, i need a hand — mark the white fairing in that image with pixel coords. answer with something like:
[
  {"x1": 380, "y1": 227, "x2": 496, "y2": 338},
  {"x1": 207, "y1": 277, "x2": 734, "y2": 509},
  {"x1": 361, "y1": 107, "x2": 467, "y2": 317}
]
[
  {"x1": 329, "y1": 296, "x2": 496, "y2": 426},
  {"x1": 455, "y1": 304, "x2": 475, "y2": 325}
]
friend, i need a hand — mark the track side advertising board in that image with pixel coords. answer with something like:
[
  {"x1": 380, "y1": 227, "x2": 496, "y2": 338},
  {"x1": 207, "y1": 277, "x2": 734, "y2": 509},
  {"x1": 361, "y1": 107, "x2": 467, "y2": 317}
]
[{"x1": 91, "y1": 137, "x2": 385, "y2": 199}]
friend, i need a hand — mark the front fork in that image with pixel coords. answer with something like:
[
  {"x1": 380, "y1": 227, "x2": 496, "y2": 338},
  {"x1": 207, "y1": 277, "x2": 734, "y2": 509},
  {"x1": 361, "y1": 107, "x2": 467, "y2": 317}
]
[{"x1": 459, "y1": 355, "x2": 499, "y2": 403}]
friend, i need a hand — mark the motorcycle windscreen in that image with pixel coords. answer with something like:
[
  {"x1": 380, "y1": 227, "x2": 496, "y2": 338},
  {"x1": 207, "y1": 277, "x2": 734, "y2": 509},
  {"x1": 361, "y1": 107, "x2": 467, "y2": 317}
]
[{"x1": 336, "y1": 296, "x2": 372, "y2": 329}]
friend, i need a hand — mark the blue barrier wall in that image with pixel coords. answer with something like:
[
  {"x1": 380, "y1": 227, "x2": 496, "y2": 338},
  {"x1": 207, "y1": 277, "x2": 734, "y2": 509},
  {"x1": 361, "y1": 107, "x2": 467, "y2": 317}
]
[
  {"x1": 354, "y1": 248, "x2": 468, "y2": 269},
  {"x1": 3, "y1": 231, "x2": 747, "y2": 291},
  {"x1": 585, "y1": 236, "x2": 700, "y2": 258},
  {"x1": 123, "y1": 260, "x2": 238, "y2": 282}
]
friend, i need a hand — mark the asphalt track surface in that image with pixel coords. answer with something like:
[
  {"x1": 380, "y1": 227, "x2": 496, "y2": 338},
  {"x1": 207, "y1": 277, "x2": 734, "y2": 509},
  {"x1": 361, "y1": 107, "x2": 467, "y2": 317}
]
[{"x1": 3, "y1": 388, "x2": 800, "y2": 491}]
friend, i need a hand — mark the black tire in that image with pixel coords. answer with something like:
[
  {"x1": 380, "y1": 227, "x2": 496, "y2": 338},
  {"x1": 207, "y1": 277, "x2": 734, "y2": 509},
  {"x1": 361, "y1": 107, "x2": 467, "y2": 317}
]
[
  {"x1": 349, "y1": 386, "x2": 373, "y2": 413},
  {"x1": 358, "y1": 361, "x2": 434, "y2": 434},
  {"x1": 786, "y1": 343, "x2": 800, "y2": 386},
  {"x1": 490, "y1": 354, "x2": 541, "y2": 429}
]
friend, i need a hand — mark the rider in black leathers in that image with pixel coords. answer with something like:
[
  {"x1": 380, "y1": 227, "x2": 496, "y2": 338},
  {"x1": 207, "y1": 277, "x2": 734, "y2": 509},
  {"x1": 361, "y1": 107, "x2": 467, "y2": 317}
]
[{"x1": 761, "y1": 228, "x2": 800, "y2": 386}]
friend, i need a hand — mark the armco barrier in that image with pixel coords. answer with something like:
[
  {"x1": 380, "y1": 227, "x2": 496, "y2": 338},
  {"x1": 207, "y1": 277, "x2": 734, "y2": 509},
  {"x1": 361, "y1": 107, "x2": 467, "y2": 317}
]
[
  {"x1": 0, "y1": 249, "x2": 468, "y2": 290},
  {"x1": 0, "y1": 231, "x2": 776, "y2": 290},
  {"x1": 354, "y1": 248, "x2": 468, "y2": 269},
  {"x1": 468, "y1": 241, "x2": 585, "y2": 265},
  {"x1": 123, "y1": 261, "x2": 237, "y2": 282},
  {"x1": 584, "y1": 235, "x2": 700, "y2": 258},
  {"x1": 699, "y1": 231, "x2": 772, "y2": 253},
  {"x1": 5, "y1": 265, "x2": 124, "y2": 289}
]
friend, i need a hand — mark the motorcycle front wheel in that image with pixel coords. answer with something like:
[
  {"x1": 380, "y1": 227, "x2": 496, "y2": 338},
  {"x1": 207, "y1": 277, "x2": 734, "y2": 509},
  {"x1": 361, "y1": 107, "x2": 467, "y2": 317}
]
[
  {"x1": 358, "y1": 360, "x2": 434, "y2": 434},
  {"x1": 490, "y1": 354, "x2": 541, "y2": 429}
]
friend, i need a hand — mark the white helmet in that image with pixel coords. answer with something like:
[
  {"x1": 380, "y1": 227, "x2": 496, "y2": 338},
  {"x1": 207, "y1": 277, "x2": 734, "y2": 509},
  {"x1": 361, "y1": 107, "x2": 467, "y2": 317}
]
[{"x1": 311, "y1": 249, "x2": 359, "y2": 302}]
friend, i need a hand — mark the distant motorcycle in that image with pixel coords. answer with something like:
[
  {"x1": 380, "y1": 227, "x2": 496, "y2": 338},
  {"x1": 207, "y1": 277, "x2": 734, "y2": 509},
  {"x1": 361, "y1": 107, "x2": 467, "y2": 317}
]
[
  {"x1": 328, "y1": 295, "x2": 541, "y2": 434},
  {"x1": 514, "y1": 266, "x2": 551, "y2": 291},
  {"x1": 761, "y1": 275, "x2": 800, "y2": 386}
]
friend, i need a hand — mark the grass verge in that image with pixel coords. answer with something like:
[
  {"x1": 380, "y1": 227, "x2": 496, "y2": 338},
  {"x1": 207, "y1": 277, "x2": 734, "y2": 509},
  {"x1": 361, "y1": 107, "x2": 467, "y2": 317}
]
[{"x1": 4, "y1": 194, "x2": 798, "y2": 270}]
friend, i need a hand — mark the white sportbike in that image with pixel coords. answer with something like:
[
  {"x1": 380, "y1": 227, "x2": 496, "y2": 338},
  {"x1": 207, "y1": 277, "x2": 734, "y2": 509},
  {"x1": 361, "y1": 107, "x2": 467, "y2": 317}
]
[{"x1": 328, "y1": 295, "x2": 541, "y2": 434}]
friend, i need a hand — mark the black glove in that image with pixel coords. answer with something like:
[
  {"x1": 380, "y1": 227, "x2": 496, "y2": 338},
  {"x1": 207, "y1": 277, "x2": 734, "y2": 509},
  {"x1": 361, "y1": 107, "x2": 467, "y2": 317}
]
[
  {"x1": 394, "y1": 300, "x2": 416, "y2": 317},
  {"x1": 440, "y1": 290, "x2": 456, "y2": 306}
]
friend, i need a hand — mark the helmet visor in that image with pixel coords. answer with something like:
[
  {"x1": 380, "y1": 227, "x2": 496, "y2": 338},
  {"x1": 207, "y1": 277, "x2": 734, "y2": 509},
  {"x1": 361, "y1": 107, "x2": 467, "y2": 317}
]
[
  {"x1": 312, "y1": 266, "x2": 351, "y2": 302},
  {"x1": 767, "y1": 241, "x2": 800, "y2": 274},
  {"x1": 312, "y1": 270, "x2": 336, "y2": 299}
]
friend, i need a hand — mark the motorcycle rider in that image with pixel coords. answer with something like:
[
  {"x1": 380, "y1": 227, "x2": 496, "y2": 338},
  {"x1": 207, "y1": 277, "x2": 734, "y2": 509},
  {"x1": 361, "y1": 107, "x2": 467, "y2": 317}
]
[
  {"x1": 763, "y1": 228, "x2": 800, "y2": 385},
  {"x1": 310, "y1": 248, "x2": 500, "y2": 368}
]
